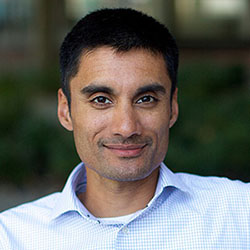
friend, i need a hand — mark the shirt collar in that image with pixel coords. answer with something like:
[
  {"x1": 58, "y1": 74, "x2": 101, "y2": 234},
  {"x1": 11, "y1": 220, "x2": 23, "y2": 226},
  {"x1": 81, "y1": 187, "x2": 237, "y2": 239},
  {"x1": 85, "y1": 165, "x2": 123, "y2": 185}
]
[
  {"x1": 156, "y1": 162, "x2": 190, "y2": 195},
  {"x1": 50, "y1": 162, "x2": 86, "y2": 220},
  {"x1": 50, "y1": 162, "x2": 190, "y2": 220}
]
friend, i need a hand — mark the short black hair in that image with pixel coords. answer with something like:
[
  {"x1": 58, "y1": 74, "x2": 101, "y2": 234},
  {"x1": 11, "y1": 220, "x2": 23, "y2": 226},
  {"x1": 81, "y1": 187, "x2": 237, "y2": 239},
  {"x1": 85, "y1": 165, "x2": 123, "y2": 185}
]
[{"x1": 59, "y1": 8, "x2": 179, "y2": 104}]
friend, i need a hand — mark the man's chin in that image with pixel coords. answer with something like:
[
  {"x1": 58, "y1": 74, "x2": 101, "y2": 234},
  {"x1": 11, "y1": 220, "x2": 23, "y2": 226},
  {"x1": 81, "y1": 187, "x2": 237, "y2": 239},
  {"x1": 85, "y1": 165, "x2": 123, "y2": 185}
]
[{"x1": 98, "y1": 163, "x2": 155, "y2": 182}]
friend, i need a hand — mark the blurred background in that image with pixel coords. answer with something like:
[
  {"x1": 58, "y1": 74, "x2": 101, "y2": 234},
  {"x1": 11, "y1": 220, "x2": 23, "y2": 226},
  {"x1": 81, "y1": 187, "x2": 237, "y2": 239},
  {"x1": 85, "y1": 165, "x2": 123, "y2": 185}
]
[{"x1": 0, "y1": 0, "x2": 250, "y2": 211}]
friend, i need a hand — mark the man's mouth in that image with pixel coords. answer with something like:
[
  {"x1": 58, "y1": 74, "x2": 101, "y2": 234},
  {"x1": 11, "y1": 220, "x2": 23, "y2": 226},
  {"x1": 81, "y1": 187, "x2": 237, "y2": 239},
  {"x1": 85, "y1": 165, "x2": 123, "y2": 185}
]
[{"x1": 103, "y1": 144, "x2": 147, "y2": 158}]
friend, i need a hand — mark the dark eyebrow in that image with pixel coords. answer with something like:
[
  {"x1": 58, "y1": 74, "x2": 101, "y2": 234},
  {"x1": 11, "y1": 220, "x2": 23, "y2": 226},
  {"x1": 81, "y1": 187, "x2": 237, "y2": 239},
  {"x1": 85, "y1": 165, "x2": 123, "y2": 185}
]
[
  {"x1": 81, "y1": 84, "x2": 114, "y2": 96},
  {"x1": 135, "y1": 83, "x2": 166, "y2": 96}
]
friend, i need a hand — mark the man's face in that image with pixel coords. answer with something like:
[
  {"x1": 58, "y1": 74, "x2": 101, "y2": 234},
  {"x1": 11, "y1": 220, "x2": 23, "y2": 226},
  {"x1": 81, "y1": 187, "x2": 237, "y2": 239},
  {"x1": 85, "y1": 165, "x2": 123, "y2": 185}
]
[{"x1": 58, "y1": 47, "x2": 178, "y2": 181}]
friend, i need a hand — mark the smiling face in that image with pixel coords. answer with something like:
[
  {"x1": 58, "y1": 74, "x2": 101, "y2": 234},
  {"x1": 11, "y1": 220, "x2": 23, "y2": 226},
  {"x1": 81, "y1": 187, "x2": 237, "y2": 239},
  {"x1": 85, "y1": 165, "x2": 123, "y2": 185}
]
[{"x1": 58, "y1": 47, "x2": 178, "y2": 182}]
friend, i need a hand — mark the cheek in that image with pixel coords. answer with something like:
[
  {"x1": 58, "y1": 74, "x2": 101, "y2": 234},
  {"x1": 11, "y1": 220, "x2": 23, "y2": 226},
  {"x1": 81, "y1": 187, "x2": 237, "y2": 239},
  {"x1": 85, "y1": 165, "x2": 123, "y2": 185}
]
[
  {"x1": 72, "y1": 110, "x2": 110, "y2": 144},
  {"x1": 140, "y1": 107, "x2": 170, "y2": 134},
  {"x1": 140, "y1": 109, "x2": 170, "y2": 155}
]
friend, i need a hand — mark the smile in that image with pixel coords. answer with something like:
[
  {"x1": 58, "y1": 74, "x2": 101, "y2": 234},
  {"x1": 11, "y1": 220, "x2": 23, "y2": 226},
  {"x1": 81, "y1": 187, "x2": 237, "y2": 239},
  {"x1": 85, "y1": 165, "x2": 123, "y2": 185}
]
[{"x1": 103, "y1": 144, "x2": 147, "y2": 158}]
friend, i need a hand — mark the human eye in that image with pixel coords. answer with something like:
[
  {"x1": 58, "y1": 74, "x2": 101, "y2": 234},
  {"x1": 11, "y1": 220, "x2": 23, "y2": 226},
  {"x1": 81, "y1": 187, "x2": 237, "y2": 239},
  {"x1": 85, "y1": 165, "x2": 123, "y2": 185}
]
[
  {"x1": 90, "y1": 96, "x2": 112, "y2": 107},
  {"x1": 136, "y1": 95, "x2": 158, "y2": 104}
]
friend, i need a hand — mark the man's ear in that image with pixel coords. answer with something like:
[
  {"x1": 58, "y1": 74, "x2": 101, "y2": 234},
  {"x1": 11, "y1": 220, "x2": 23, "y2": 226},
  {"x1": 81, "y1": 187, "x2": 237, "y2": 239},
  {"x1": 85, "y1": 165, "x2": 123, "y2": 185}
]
[
  {"x1": 169, "y1": 88, "x2": 179, "y2": 128},
  {"x1": 57, "y1": 88, "x2": 73, "y2": 131}
]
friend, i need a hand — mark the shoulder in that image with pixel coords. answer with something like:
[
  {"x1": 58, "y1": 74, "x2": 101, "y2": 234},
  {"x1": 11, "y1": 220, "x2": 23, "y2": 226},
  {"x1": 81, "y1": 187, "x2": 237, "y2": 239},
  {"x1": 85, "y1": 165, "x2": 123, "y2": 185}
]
[
  {"x1": 176, "y1": 172, "x2": 250, "y2": 207},
  {"x1": 0, "y1": 192, "x2": 60, "y2": 226},
  {"x1": 0, "y1": 192, "x2": 61, "y2": 248},
  {"x1": 177, "y1": 172, "x2": 250, "y2": 190}
]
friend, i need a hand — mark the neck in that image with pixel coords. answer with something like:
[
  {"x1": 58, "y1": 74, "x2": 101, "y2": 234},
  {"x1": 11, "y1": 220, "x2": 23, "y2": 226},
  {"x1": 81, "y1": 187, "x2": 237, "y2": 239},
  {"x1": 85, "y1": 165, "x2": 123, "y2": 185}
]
[{"x1": 78, "y1": 167, "x2": 159, "y2": 218}]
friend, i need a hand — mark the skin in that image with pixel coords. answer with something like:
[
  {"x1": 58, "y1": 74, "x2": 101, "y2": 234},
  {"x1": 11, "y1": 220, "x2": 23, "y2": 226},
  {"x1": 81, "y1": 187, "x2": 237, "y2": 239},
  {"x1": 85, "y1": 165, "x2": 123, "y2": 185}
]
[{"x1": 58, "y1": 47, "x2": 178, "y2": 217}]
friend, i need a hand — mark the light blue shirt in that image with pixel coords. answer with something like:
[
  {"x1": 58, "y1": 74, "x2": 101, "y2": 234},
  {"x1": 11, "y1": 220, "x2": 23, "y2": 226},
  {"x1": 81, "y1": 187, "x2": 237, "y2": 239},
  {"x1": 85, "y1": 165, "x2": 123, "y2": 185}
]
[{"x1": 0, "y1": 162, "x2": 250, "y2": 249}]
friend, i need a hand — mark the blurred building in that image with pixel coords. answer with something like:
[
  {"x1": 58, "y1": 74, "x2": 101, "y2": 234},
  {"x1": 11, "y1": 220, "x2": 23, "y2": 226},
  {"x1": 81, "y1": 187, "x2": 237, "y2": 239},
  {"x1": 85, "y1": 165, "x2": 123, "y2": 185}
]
[
  {"x1": 174, "y1": 0, "x2": 250, "y2": 84},
  {"x1": 0, "y1": 0, "x2": 250, "y2": 73}
]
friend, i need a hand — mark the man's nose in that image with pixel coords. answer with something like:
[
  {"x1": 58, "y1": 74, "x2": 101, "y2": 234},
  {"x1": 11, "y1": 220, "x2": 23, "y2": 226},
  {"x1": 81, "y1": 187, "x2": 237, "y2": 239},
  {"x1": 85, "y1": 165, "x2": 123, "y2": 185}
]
[{"x1": 111, "y1": 103, "x2": 142, "y2": 138}]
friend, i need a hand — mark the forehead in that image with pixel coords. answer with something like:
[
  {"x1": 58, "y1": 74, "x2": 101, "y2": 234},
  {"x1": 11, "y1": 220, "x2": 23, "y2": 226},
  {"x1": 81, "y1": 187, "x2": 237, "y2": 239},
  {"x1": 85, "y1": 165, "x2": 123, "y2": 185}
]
[{"x1": 71, "y1": 47, "x2": 171, "y2": 93}]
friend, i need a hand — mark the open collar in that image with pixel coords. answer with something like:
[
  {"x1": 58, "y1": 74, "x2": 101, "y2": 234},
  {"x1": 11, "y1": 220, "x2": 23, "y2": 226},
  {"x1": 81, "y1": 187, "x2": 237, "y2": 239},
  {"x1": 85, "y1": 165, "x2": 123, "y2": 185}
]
[{"x1": 50, "y1": 162, "x2": 190, "y2": 220}]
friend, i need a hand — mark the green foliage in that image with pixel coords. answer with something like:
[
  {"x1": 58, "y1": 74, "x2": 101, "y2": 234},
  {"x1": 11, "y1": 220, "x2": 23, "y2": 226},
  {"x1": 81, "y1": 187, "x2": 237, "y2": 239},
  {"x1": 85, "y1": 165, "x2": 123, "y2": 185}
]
[
  {"x1": 166, "y1": 62, "x2": 250, "y2": 181},
  {"x1": 0, "y1": 63, "x2": 249, "y2": 185},
  {"x1": 0, "y1": 70, "x2": 79, "y2": 185}
]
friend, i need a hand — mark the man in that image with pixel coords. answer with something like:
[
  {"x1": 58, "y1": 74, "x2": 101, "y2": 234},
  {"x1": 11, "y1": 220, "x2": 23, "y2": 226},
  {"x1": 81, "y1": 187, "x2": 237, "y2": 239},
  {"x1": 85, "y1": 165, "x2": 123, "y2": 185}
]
[{"x1": 0, "y1": 8, "x2": 249, "y2": 250}]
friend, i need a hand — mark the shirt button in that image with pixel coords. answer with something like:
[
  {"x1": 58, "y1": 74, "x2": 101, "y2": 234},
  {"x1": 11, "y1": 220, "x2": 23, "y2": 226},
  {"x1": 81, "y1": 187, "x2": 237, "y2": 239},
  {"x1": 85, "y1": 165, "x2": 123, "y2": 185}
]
[{"x1": 122, "y1": 226, "x2": 129, "y2": 234}]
